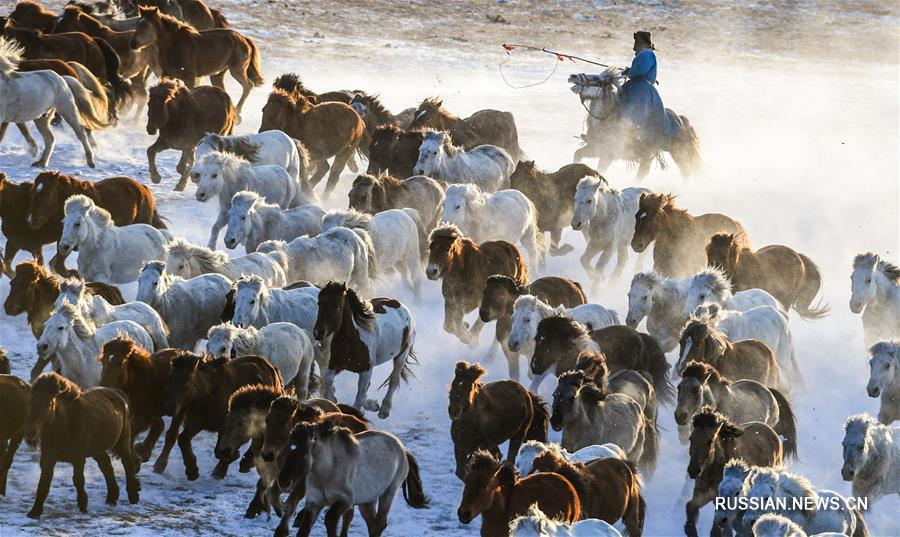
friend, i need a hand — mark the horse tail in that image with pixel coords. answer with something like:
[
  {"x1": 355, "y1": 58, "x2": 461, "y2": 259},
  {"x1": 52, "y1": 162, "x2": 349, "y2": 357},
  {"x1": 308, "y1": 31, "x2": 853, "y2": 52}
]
[
  {"x1": 63, "y1": 76, "x2": 113, "y2": 131},
  {"x1": 670, "y1": 113, "x2": 703, "y2": 178},
  {"x1": 362, "y1": 230, "x2": 379, "y2": 283},
  {"x1": 640, "y1": 413, "x2": 659, "y2": 477},
  {"x1": 524, "y1": 391, "x2": 549, "y2": 442},
  {"x1": 851, "y1": 507, "x2": 870, "y2": 537},
  {"x1": 336, "y1": 403, "x2": 368, "y2": 422},
  {"x1": 94, "y1": 37, "x2": 132, "y2": 115},
  {"x1": 210, "y1": 8, "x2": 230, "y2": 28},
  {"x1": 526, "y1": 199, "x2": 547, "y2": 267},
  {"x1": 793, "y1": 253, "x2": 830, "y2": 320},
  {"x1": 770, "y1": 388, "x2": 798, "y2": 460},
  {"x1": 621, "y1": 463, "x2": 646, "y2": 537},
  {"x1": 643, "y1": 334, "x2": 674, "y2": 405},
  {"x1": 245, "y1": 37, "x2": 265, "y2": 87},
  {"x1": 401, "y1": 450, "x2": 429, "y2": 508}
]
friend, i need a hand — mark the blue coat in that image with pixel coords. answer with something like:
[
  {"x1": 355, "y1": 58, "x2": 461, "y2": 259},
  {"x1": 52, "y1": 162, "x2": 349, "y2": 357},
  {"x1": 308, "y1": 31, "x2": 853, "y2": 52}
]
[{"x1": 620, "y1": 49, "x2": 681, "y2": 147}]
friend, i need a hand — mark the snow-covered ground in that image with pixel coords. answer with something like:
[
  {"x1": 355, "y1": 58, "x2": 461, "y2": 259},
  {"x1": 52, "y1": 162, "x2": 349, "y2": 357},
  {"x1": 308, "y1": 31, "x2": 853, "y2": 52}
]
[{"x1": 1, "y1": 1, "x2": 898, "y2": 535}]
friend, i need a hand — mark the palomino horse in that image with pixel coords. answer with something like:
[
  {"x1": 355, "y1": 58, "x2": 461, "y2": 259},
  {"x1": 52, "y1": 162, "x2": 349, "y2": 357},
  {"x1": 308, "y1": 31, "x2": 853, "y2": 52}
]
[
  {"x1": 569, "y1": 69, "x2": 701, "y2": 179},
  {"x1": 130, "y1": 7, "x2": 263, "y2": 115},
  {"x1": 146, "y1": 78, "x2": 237, "y2": 190},
  {"x1": 366, "y1": 125, "x2": 425, "y2": 178},
  {"x1": 850, "y1": 252, "x2": 900, "y2": 345}
]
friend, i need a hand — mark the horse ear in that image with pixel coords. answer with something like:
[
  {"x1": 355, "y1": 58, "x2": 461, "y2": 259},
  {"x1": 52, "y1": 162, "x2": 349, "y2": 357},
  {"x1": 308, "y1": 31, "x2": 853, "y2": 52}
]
[
  {"x1": 707, "y1": 303, "x2": 720, "y2": 317},
  {"x1": 455, "y1": 361, "x2": 470, "y2": 374}
]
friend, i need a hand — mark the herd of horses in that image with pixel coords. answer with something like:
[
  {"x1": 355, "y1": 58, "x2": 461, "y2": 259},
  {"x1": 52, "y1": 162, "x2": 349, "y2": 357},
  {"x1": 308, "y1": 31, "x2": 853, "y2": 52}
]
[{"x1": 0, "y1": 0, "x2": 899, "y2": 536}]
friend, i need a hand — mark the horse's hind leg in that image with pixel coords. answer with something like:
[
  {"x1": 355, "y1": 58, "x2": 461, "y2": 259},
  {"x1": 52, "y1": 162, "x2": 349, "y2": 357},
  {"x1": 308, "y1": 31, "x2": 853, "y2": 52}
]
[
  {"x1": 176, "y1": 423, "x2": 202, "y2": 481},
  {"x1": 323, "y1": 498, "x2": 352, "y2": 537},
  {"x1": 372, "y1": 487, "x2": 400, "y2": 537},
  {"x1": 129, "y1": 69, "x2": 150, "y2": 122},
  {"x1": 636, "y1": 155, "x2": 653, "y2": 180},
  {"x1": 137, "y1": 417, "x2": 165, "y2": 462},
  {"x1": 357, "y1": 502, "x2": 377, "y2": 536},
  {"x1": 210, "y1": 71, "x2": 226, "y2": 90},
  {"x1": 31, "y1": 114, "x2": 56, "y2": 168},
  {"x1": 93, "y1": 452, "x2": 120, "y2": 506},
  {"x1": 174, "y1": 149, "x2": 193, "y2": 191},
  {"x1": 323, "y1": 146, "x2": 355, "y2": 200},
  {"x1": 57, "y1": 107, "x2": 96, "y2": 168},
  {"x1": 378, "y1": 346, "x2": 411, "y2": 419},
  {"x1": 70, "y1": 459, "x2": 89, "y2": 513},
  {"x1": 0, "y1": 432, "x2": 22, "y2": 496},
  {"x1": 114, "y1": 418, "x2": 141, "y2": 503},
  {"x1": 11, "y1": 123, "x2": 40, "y2": 157},
  {"x1": 355, "y1": 370, "x2": 377, "y2": 413},
  {"x1": 228, "y1": 70, "x2": 253, "y2": 120}
]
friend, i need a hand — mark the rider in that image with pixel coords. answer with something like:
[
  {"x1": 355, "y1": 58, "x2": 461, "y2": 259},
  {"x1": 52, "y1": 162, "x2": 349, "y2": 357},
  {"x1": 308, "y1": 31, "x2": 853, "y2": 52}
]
[{"x1": 619, "y1": 31, "x2": 680, "y2": 147}]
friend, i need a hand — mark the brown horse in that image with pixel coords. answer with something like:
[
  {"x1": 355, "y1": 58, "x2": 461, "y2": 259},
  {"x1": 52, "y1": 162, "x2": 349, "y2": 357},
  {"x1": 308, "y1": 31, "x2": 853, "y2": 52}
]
[
  {"x1": 458, "y1": 450, "x2": 579, "y2": 537},
  {"x1": 408, "y1": 97, "x2": 525, "y2": 161},
  {"x1": 98, "y1": 337, "x2": 179, "y2": 464},
  {"x1": 510, "y1": 161, "x2": 600, "y2": 256},
  {"x1": 427, "y1": 223, "x2": 527, "y2": 345},
  {"x1": 678, "y1": 315, "x2": 780, "y2": 387},
  {"x1": 532, "y1": 315, "x2": 674, "y2": 404},
  {"x1": 272, "y1": 72, "x2": 359, "y2": 104},
  {"x1": 259, "y1": 89, "x2": 365, "y2": 198},
  {"x1": 142, "y1": 0, "x2": 230, "y2": 30},
  {"x1": 161, "y1": 352, "x2": 281, "y2": 480},
  {"x1": 350, "y1": 93, "x2": 415, "y2": 139},
  {"x1": 4, "y1": 260, "x2": 124, "y2": 339},
  {"x1": 0, "y1": 174, "x2": 59, "y2": 271},
  {"x1": 348, "y1": 173, "x2": 445, "y2": 237},
  {"x1": 532, "y1": 449, "x2": 645, "y2": 536},
  {"x1": 684, "y1": 407, "x2": 783, "y2": 537},
  {"x1": 448, "y1": 361, "x2": 548, "y2": 480},
  {"x1": 146, "y1": 78, "x2": 236, "y2": 190},
  {"x1": 130, "y1": 7, "x2": 262, "y2": 115},
  {"x1": 23, "y1": 372, "x2": 141, "y2": 519},
  {"x1": 631, "y1": 193, "x2": 747, "y2": 278},
  {"x1": 366, "y1": 125, "x2": 425, "y2": 178},
  {"x1": 479, "y1": 275, "x2": 586, "y2": 379},
  {"x1": 706, "y1": 233, "x2": 829, "y2": 319},
  {"x1": 8, "y1": 1, "x2": 58, "y2": 33},
  {"x1": 0, "y1": 373, "x2": 30, "y2": 496}
]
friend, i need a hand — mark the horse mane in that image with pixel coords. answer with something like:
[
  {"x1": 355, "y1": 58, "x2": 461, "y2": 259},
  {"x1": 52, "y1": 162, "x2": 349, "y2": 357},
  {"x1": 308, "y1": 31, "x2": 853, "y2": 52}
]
[
  {"x1": 139, "y1": 6, "x2": 200, "y2": 36},
  {"x1": 631, "y1": 271, "x2": 662, "y2": 291},
  {"x1": 680, "y1": 315, "x2": 727, "y2": 356},
  {"x1": 854, "y1": 252, "x2": 900, "y2": 283},
  {"x1": 486, "y1": 274, "x2": 522, "y2": 296},
  {"x1": 423, "y1": 129, "x2": 459, "y2": 157},
  {"x1": 575, "y1": 350, "x2": 609, "y2": 389},
  {"x1": 237, "y1": 274, "x2": 269, "y2": 306},
  {"x1": 166, "y1": 238, "x2": 229, "y2": 272},
  {"x1": 101, "y1": 335, "x2": 148, "y2": 364},
  {"x1": 32, "y1": 372, "x2": 82, "y2": 398},
  {"x1": 201, "y1": 150, "x2": 247, "y2": 175},
  {"x1": 0, "y1": 37, "x2": 24, "y2": 75},
  {"x1": 266, "y1": 88, "x2": 297, "y2": 112},
  {"x1": 691, "y1": 267, "x2": 733, "y2": 301},
  {"x1": 61, "y1": 5, "x2": 106, "y2": 33},
  {"x1": 707, "y1": 232, "x2": 741, "y2": 255},
  {"x1": 273, "y1": 72, "x2": 303, "y2": 93},
  {"x1": 775, "y1": 469, "x2": 817, "y2": 501},
  {"x1": 356, "y1": 93, "x2": 391, "y2": 118},
  {"x1": 753, "y1": 515, "x2": 805, "y2": 537},
  {"x1": 199, "y1": 133, "x2": 261, "y2": 163},
  {"x1": 640, "y1": 191, "x2": 680, "y2": 217},
  {"x1": 510, "y1": 504, "x2": 559, "y2": 534},
  {"x1": 65, "y1": 194, "x2": 111, "y2": 226},
  {"x1": 149, "y1": 78, "x2": 188, "y2": 103},
  {"x1": 691, "y1": 405, "x2": 732, "y2": 431},
  {"x1": 417, "y1": 96, "x2": 458, "y2": 121},
  {"x1": 844, "y1": 413, "x2": 876, "y2": 440},
  {"x1": 540, "y1": 313, "x2": 590, "y2": 339},
  {"x1": 18, "y1": 258, "x2": 59, "y2": 286},
  {"x1": 869, "y1": 340, "x2": 900, "y2": 358},
  {"x1": 723, "y1": 458, "x2": 750, "y2": 476},
  {"x1": 55, "y1": 301, "x2": 96, "y2": 339},
  {"x1": 467, "y1": 449, "x2": 500, "y2": 474},
  {"x1": 324, "y1": 208, "x2": 372, "y2": 231},
  {"x1": 681, "y1": 361, "x2": 731, "y2": 385},
  {"x1": 429, "y1": 222, "x2": 463, "y2": 243},
  {"x1": 446, "y1": 183, "x2": 484, "y2": 206},
  {"x1": 229, "y1": 190, "x2": 265, "y2": 214},
  {"x1": 372, "y1": 124, "x2": 402, "y2": 144},
  {"x1": 228, "y1": 383, "x2": 283, "y2": 412},
  {"x1": 322, "y1": 281, "x2": 375, "y2": 329}
]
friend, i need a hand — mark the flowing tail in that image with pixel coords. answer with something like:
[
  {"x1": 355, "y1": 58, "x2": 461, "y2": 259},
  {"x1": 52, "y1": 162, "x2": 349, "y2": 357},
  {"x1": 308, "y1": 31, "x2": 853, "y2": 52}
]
[
  {"x1": 93, "y1": 36, "x2": 132, "y2": 116},
  {"x1": 246, "y1": 38, "x2": 265, "y2": 87},
  {"x1": 524, "y1": 391, "x2": 550, "y2": 442},
  {"x1": 669, "y1": 112, "x2": 702, "y2": 178},
  {"x1": 851, "y1": 507, "x2": 870, "y2": 537},
  {"x1": 402, "y1": 451, "x2": 429, "y2": 508},
  {"x1": 642, "y1": 333, "x2": 675, "y2": 404},
  {"x1": 640, "y1": 415, "x2": 659, "y2": 477},
  {"x1": 63, "y1": 75, "x2": 113, "y2": 131},
  {"x1": 794, "y1": 253, "x2": 830, "y2": 320},
  {"x1": 771, "y1": 388, "x2": 798, "y2": 460}
]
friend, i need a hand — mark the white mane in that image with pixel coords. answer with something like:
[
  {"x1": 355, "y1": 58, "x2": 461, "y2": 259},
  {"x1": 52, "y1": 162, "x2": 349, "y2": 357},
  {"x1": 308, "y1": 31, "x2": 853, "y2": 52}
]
[
  {"x1": 64, "y1": 194, "x2": 112, "y2": 226},
  {"x1": 0, "y1": 37, "x2": 24, "y2": 76}
]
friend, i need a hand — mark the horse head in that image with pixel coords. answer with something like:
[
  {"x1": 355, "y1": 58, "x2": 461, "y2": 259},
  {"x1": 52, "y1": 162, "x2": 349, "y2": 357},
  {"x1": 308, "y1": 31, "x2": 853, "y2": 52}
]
[
  {"x1": 457, "y1": 450, "x2": 503, "y2": 523},
  {"x1": 448, "y1": 361, "x2": 485, "y2": 420}
]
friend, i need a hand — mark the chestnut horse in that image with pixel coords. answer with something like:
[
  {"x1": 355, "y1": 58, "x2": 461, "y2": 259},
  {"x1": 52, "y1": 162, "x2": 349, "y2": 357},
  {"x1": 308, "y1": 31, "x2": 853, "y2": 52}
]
[
  {"x1": 458, "y1": 450, "x2": 579, "y2": 537},
  {"x1": 0, "y1": 373, "x2": 30, "y2": 496},
  {"x1": 0, "y1": 174, "x2": 59, "y2": 271},
  {"x1": 408, "y1": 96, "x2": 525, "y2": 161},
  {"x1": 130, "y1": 7, "x2": 262, "y2": 115},
  {"x1": 4, "y1": 260, "x2": 124, "y2": 339},
  {"x1": 706, "y1": 233, "x2": 829, "y2": 319},
  {"x1": 510, "y1": 161, "x2": 601, "y2": 256},
  {"x1": 532, "y1": 449, "x2": 645, "y2": 536},
  {"x1": 449, "y1": 361, "x2": 549, "y2": 480},
  {"x1": 259, "y1": 89, "x2": 365, "y2": 199},
  {"x1": 8, "y1": 1, "x2": 58, "y2": 33},
  {"x1": 632, "y1": 192, "x2": 747, "y2": 278},
  {"x1": 427, "y1": 223, "x2": 527, "y2": 345},
  {"x1": 146, "y1": 78, "x2": 236, "y2": 190},
  {"x1": 366, "y1": 125, "x2": 425, "y2": 178},
  {"x1": 23, "y1": 372, "x2": 141, "y2": 519}
]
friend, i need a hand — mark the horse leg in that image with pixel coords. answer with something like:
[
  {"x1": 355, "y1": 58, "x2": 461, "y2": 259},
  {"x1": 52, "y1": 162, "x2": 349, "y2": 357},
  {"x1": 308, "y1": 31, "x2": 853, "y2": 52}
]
[
  {"x1": 466, "y1": 317, "x2": 486, "y2": 349},
  {"x1": 206, "y1": 211, "x2": 228, "y2": 250},
  {"x1": 173, "y1": 150, "x2": 194, "y2": 191},
  {"x1": 355, "y1": 369, "x2": 377, "y2": 413},
  {"x1": 591, "y1": 247, "x2": 615, "y2": 295},
  {"x1": 310, "y1": 160, "x2": 330, "y2": 187},
  {"x1": 69, "y1": 458, "x2": 90, "y2": 513},
  {"x1": 228, "y1": 70, "x2": 253, "y2": 120},
  {"x1": 177, "y1": 424, "x2": 201, "y2": 481},
  {"x1": 6, "y1": 122, "x2": 40, "y2": 157},
  {"x1": 153, "y1": 408, "x2": 185, "y2": 473},
  {"x1": 137, "y1": 417, "x2": 165, "y2": 462},
  {"x1": 26, "y1": 455, "x2": 56, "y2": 519},
  {"x1": 56, "y1": 104, "x2": 96, "y2": 168},
  {"x1": 323, "y1": 368, "x2": 338, "y2": 402},
  {"x1": 274, "y1": 485, "x2": 309, "y2": 537},
  {"x1": 114, "y1": 416, "x2": 142, "y2": 503},
  {"x1": 294, "y1": 503, "x2": 326, "y2": 537},
  {"x1": 244, "y1": 478, "x2": 266, "y2": 519},
  {"x1": 372, "y1": 487, "x2": 400, "y2": 537},
  {"x1": 609, "y1": 242, "x2": 631, "y2": 285},
  {"x1": 93, "y1": 452, "x2": 120, "y2": 506},
  {"x1": 147, "y1": 139, "x2": 167, "y2": 184},
  {"x1": 579, "y1": 238, "x2": 601, "y2": 276},
  {"x1": 0, "y1": 432, "x2": 22, "y2": 496},
  {"x1": 636, "y1": 154, "x2": 653, "y2": 181},
  {"x1": 323, "y1": 146, "x2": 355, "y2": 200},
  {"x1": 31, "y1": 114, "x2": 56, "y2": 168},
  {"x1": 129, "y1": 69, "x2": 150, "y2": 122},
  {"x1": 357, "y1": 502, "x2": 377, "y2": 536},
  {"x1": 684, "y1": 487, "x2": 715, "y2": 537},
  {"x1": 377, "y1": 345, "x2": 409, "y2": 419},
  {"x1": 210, "y1": 71, "x2": 226, "y2": 90},
  {"x1": 323, "y1": 498, "x2": 352, "y2": 537}
]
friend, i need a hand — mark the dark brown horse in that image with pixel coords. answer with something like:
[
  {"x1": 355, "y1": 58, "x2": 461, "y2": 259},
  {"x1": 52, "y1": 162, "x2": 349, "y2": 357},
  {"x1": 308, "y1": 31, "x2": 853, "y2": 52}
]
[
  {"x1": 631, "y1": 193, "x2": 747, "y2": 278},
  {"x1": 161, "y1": 352, "x2": 281, "y2": 480},
  {"x1": 0, "y1": 174, "x2": 60, "y2": 271},
  {"x1": 678, "y1": 315, "x2": 780, "y2": 387},
  {"x1": 4, "y1": 260, "x2": 124, "y2": 339},
  {"x1": 8, "y1": 1, "x2": 58, "y2": 33},
  {"x1": 98, "y1": 337, "x2": 179, "y2": 464},
  {"x1": 532, "y1": 449, "x2": 645, "y2": 536},
  {"x1": 458, "y1": 450, "x2": 579, "y2": 537},
  {"x1": 684, "y1": 407, "x2": 783, "y2": 537},
  {"x1": 259, "y1": 89, "x2": 365, "y2": 198},
  {"x1": 146, "y1": 78, "x2": 236, "y2": 190},
  {"x1": 510, "y1": 161, "x2": 600, "y2": 256},
  {"x1": 130, "y1": 7, "x2": 262, "y2": 114},
  {"x1": 366, "y1": 125, "x2": 425, "y2": 178},
  {"x1": 348, "y1": 173, "x2": 445, "y2": 236},
  {"x1": 532, "y1": 315, "x2": 674, "y2": 404},
  {"x1": 427, "y1": 223, "x2": 527, "y2": 345},
  {"x1": 479, "y1": 275, "x2": 586, "y2": 379},
  {"x1": 448, "y1": 361, "x2": 548, "y2": 480},
  {"x1": 408, "y1": 97, "x2": 525, "y2": 161},
  {"x1": 350, "y1": 93, "x2": 415, "y2": 135},
  {"x1": 23, "y1": 372, "x2": 141, "y2": 519},
  {"x1": 272, "y1": 72, "x2": 359, "y2": 104},
  {"x1": 706, "y1": 232, "x2": 829, "y2": 319},
  {"x1": 0, "y1": 373, "x2": 30, "y2": 496}
]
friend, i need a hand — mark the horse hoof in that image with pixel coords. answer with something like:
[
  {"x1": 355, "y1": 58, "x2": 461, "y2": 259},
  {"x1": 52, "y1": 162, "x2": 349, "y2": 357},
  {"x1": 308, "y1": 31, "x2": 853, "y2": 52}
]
[
  {"x1": 150, "y1": 174, "x2": 162, "y2": 184},
  {"x1": 106, "y1": 496, "x2": 118, "y2": 506},
  {"x1": 30, "y1": 160, "x2": 46, "y2": 168},
  {"x1": 274, "y1": 527, "x2": 289, "y2": 537},
  {"x1": 362, "y1": 400, "x2": 380, "y2": 412},
  {"x1": 152, "y1": 459, "x2": 167, "y2": 474},
  {"x1": 186, "y1": 468, "x2": 200, "y2": 481},
  {"x1": 552, "y1": 244, "x2": 575, "y2": 256},
  {"x1": 238, "y1": 460, "x2": 253, "y2": 473},
  {"x1": 26, "y1": 508, "x2": 41, "y2": 520},
  {"x1": 127, "y1": 491, "x2": 139, "y2": 504},
  {"x1": 173, "y1": 181, "x2": 188, "y2": 192},
  {"x1": 377, "y1": 408, "x2": 390, "y2": 419}
]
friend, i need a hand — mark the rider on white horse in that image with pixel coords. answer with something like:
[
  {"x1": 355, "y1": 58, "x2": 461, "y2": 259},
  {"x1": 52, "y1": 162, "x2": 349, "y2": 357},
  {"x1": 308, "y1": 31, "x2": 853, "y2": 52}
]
[{"x1": 619, "y1": 31, "x2": 682, "y2": 148}]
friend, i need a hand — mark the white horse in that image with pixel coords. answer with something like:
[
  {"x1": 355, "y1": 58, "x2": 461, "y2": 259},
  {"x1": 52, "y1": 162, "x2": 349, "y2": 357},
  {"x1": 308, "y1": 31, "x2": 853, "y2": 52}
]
[
  {"x1": 165, "y1": 237, "x2": 286, "y2": 287},
  {"x1": 414, "y1": 130, "x2": 514, "y2": 192},
  {"x1": 256, "y1": 227, "x2": 375, "y2": 296},
  {"x1": 35, "y1": 302, "x2": 153, "y2": 388},
  {"x1": 194, "y1": 150, "x2": 300, "y2": 249},
  {"x1": 511, "y1": 504, "x2": 623, "y2": 537},
  {"x1": 841, "y1": 413, "x2": 900, "y2": 505},
  {"x1": 626, "y1": 271, "x2": 691, "y2": 352},
  {"x1": 442, "y1": 183, "x2": 545, "y2": 269},
  {"x1": 687, "y1": 303, "x2": 799, "y2": 385},
  {"x1": 223, "y1": 191, "x2": 324, "y2": 253},
  {"x1": 58, "y1": 195, "x2": 169, "y2": 284},
  {"x1": 571, "y1": 177, "x2": 650, "y2": 289},
  {"x1": 514, "y1": 440, "x2": 626, "y2": 476},
  {"x1": 320, "y1": 208, "x2": 422, "y2": 299},
  {"x1": 206, "y1": 322, "x2": 315, "y2": 400},
  {"x1": 850, "y1": 253, "x2": 900, "y2": 345},
  {"x1": 0, "y1": 37, "x2": 110, "y2": 167},
  {"x1": 741, "y1": 468, "x2": 859, "y2": 536},
  {"x1": 55, "y1": 278, "x2": 169, "y2": 350},
  {"x1": 751, "y1": 513, "x2": 815, "y2": 537},
  {"x1": 682, "y1": 267, "x2": 784, "y2": 317},
  {"x1": 712, "y1": 459, "x2": 757, "y2": 534},
  {"x1": 867, "y1": 340, "x2": 900, "y2": 424},
  {"x1": 135, "y1": 261, "x2": 232, "y2": 350}
]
